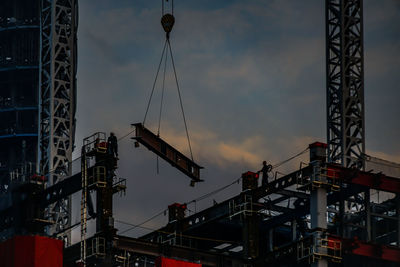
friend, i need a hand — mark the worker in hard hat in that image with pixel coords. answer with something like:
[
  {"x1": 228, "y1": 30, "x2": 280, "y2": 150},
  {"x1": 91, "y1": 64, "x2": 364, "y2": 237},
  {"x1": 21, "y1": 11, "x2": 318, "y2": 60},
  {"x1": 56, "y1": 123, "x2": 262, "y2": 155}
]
[
  {"x1": 107, "y1": 132, "x2": 118, "y2": 158},
  {"x1": 258, "y1": 161, "x2": 272, "y2": 186}
]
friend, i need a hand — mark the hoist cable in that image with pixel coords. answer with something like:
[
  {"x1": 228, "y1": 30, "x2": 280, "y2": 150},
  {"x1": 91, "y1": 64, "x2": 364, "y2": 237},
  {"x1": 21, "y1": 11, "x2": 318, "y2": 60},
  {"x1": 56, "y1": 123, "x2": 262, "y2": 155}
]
[
  {"x1": 143, "y1": 39, "x2": 168, "y2": 126},
  {"x1": 167, "y1": 39, "x2": 194, "y2": 161},
  {"x1": 118, "y1": 209, "x2": 167, "y2": 235},
  {"x1": 157, "y1": 44, "x2": 168, "y2": 136},
  {"x1": 272, "y1": 147, "x2": 309, "y2": 169},
  {"x1": 161, "y1": 0, "x2": 174, "y2": 16}
]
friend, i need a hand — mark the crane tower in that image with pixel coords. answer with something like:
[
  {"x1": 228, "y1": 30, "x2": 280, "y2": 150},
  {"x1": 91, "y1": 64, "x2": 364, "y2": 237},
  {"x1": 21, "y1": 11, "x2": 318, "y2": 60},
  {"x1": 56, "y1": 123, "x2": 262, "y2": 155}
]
[{"x1": 326, "y1": 0, "x2": 365, "y2": 169}]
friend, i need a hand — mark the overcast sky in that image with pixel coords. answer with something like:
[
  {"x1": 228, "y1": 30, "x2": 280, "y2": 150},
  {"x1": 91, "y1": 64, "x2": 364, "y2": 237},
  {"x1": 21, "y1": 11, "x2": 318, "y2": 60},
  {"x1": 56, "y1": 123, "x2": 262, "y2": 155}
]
[{"x1": 71, "y1": 0, "x2": 400, "y2": 240}]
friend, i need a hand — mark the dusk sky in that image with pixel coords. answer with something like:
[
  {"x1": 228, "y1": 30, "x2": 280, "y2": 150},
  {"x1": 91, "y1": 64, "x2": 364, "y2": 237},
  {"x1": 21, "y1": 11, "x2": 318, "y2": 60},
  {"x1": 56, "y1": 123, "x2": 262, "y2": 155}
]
[{"x1": 70, "y1": 0, "x2": 400, "y2": 241}]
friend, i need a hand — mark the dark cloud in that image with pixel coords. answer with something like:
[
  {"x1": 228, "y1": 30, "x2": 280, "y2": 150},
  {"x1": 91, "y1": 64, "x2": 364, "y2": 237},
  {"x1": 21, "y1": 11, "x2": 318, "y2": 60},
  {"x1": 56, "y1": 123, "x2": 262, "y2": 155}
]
[{"x1": 71, "y1": 0, "x2": 400, "y2": 242}]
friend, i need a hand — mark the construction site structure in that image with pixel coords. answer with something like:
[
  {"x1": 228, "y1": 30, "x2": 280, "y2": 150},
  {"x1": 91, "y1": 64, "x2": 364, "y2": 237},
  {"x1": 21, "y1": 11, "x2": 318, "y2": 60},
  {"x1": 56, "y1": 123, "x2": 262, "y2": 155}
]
[
  {"x1": 0, "y1": 0, "x2": 400, "y2": 267},
  {"x1": 1, "y1": 134, "x2": 398, "y2": 266},
  {"x1": 0, "y1": 0, "x2": 78, "y2": 244}
]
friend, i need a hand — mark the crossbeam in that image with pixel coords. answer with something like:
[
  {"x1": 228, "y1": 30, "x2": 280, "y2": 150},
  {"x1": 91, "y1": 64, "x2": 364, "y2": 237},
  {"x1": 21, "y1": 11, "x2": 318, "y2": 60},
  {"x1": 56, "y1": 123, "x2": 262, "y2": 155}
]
[
  {"x1": 327, "y1": 164, "x2": 400, "y2": 193},
  {"x1": 114, "y1": 235, "x2": 247, "y2": 266}
]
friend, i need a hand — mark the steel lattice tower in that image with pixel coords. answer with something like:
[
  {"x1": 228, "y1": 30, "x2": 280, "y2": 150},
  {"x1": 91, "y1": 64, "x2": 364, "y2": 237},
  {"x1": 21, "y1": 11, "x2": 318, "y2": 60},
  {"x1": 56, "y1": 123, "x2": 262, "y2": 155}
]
[
  {"x1": 326, "y1": 0, "x2": 365, "y2": 169},
  {"x1": 39, "y1": 0, "x2": 78, "y2": 243}
]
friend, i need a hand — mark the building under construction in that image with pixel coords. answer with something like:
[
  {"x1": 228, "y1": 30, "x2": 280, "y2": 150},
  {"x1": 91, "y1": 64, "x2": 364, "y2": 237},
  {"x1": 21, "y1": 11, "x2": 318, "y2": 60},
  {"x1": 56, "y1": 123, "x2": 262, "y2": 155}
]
[
  {"x1": 0, "y1": 0, "x2": 399, "y2": 267},
  {"x1": 0, "y1": 0, "x2": 77, "y2": 242}
]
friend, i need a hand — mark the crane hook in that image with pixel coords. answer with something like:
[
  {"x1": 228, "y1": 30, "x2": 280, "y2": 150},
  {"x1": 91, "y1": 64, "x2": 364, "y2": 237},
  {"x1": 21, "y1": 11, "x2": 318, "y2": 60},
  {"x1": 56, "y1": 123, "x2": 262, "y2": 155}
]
[
  {"x1": 161, "y1": 0, "x2": 174, "y2": 39},
  {"x1": 161, "y1": 13, "x2": 175, "y2": 39}
]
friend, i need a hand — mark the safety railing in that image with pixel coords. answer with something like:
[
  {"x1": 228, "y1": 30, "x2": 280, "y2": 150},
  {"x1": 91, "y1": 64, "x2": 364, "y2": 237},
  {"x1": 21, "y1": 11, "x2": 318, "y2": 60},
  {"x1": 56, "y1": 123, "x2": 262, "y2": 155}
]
[
  {"x1": 296, "y1": 234, "x2": 342, "y2": 263},
  {"x1": 83, "y1": 132, "x2": 107, "y2": 156},
  {"x1": 312, "y1": 236, "x2": 342, "y2": 263},
  {"x1": 297, "y1": 164, "x2": 340, "y2": 192},
  {"x1": 88, "y1": 166, "x2": 106, "y2": 188},
  {"x1": 87, "y1": 237, "x2": 106, "y2": 259},
  {"x1": 115, "y1": 250, "x2": 131, "y2": 266},
  {"x1": 229, "y1": 194, "x2": 254, "y2": 219},
  {"x1": 113, "y1": 178, "x2": 127, "y2": 196}
]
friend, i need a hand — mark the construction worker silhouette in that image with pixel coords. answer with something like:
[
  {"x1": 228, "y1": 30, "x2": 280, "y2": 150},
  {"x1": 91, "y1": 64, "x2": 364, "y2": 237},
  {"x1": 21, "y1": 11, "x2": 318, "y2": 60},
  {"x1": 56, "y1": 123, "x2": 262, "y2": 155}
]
[
  {"x1": 107, "y1": 132, "x2": 118, "y2": 158},
  {"x1": 258, "y1": 161, "x2": 272, "y2": 186}
]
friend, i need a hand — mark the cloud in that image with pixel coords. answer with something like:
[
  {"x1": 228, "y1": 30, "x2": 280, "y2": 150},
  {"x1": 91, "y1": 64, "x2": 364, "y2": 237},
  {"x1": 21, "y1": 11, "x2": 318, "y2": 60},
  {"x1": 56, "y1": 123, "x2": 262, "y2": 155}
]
[
  {"x1": 364, "y1": 0, "x2": 400, "y2": 31},
  {"x1": 69, "y1": 0, "x2": 400, "y2": 240},
  {"x1": 145, "y1": 123, "x2": 316, "y2": 174},
  {"x1": 365, "y1": 42, "x2": 400, "y2": 79}
]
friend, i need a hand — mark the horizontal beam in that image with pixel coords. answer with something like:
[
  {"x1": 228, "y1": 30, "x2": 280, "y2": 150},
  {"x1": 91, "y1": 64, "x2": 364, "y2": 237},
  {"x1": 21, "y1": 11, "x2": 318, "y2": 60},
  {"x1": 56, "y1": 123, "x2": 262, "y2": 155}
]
[
  {"x1": 132, "y1": 123, "x2": 203, "y2": 181},
  {"x1": 327, "y1": 164, "x2": 400, "y2": 193},
  {"x1": 114, "y1": 235, "x2": 247, "y2": 266},
  {"x1": 329, "y1": 235, "x2": 400, "y2": 263},
  {"x1": 0, "y1": 172, "x2": 82, "y2": 231},
  {"x1": 142, "y1": 168, "x2": 314, "y2": 241},
  {"x1": 40, "y1": 172, "x2": 82, "y2": 206},
  {"x1": 259, "y1": 234, "x2": 400, "y2": 265},
  {"x1": 276, "y1": 189, "x2": 309, "y2": 199}
]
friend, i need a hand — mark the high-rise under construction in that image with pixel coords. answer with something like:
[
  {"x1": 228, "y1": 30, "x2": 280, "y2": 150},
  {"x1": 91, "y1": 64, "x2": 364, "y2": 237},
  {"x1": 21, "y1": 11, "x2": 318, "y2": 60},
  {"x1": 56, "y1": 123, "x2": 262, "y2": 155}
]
[{"x1": 0, "y1": 0, "x2": 77, "y2": 240}]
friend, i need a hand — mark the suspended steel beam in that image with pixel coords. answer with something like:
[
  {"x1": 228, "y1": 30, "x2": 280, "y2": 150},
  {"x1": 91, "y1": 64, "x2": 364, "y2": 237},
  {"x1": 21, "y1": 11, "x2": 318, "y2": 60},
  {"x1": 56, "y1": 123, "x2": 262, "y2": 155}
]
[{"x1": 132, "y1": 123, "x2": 203, "y2": 182}]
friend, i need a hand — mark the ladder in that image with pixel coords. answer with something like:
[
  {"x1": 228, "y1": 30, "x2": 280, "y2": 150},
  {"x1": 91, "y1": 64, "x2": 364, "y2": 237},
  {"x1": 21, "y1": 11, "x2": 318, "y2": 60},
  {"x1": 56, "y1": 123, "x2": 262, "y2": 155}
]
[{"x1": 80, "y1": 147, "x2": 88, "y2": 266}]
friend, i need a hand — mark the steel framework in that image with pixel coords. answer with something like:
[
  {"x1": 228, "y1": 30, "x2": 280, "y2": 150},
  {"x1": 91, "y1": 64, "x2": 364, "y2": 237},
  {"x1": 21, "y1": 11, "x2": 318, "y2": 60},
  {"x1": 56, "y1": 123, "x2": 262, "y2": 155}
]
[
  {"x1": 326, "y1": 0, "x2": 365, "y2": 169},
  {"x1": 39, "y1": 0, "x2": 78, "y2": 244}
]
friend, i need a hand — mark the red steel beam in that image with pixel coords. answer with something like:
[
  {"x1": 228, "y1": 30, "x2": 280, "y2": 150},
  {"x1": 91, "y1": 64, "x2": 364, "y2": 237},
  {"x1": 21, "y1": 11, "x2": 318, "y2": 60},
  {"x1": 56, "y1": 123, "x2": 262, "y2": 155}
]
[
  {"x1": 328, "y1": 235, "x2": 400, "y2": 263},
  {"x1": 326, "y1": 164, "x2": 400, "y2": 193}
]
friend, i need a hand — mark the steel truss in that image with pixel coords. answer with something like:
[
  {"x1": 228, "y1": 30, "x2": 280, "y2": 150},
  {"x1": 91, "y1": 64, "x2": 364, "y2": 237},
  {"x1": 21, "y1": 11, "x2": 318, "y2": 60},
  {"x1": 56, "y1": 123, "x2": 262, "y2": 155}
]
[
  {"x1": 39, "y1": 0, "x2": 78, "y2": 245},
  {"x1": 326, "y1": 0, "x2": 365, "y2": 169},
  {"x1": 139, "y1": 162, "x2": 400, "y2": 265}
]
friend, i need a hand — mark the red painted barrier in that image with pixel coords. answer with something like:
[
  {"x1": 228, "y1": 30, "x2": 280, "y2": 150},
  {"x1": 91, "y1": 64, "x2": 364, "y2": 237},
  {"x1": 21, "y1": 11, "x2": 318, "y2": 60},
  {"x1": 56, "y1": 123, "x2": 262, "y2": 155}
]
[
  {"x1": 0, "y1": 235, "x2": 63, "y2": 267},
  {"x1": 155, "y1": 256, "x2": 202, "y2": 267},
  {"x1": 328, "y1": 235, "x2": 400, "y2": 263}
]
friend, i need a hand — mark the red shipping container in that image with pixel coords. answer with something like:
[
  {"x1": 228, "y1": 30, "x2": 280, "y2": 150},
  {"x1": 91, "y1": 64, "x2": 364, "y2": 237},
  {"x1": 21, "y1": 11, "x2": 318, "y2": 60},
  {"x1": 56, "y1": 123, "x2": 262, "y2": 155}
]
[
  {"x1": 155, "y1": 256, "x2": 201, "y2": 267},
  {"x1": 0, "y1": 235, "x2": 63, "y2": 267}
]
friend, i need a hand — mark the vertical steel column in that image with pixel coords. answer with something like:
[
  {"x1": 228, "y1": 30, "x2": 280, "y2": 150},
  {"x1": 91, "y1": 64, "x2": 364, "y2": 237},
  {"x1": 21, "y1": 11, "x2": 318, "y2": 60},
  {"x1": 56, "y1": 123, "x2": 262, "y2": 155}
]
[
  {"x1": 310, "y1": 171, "x2": 328, "y2": 267},
  {"x1": 365, "y1": 190, "x2": 371, "y2": 241},
  {"x1": 242, "y1": 212, "x2": 260, "y2": 259},
  {"x1": 397, "y1": 194, "x2": 400, "y2": 247},
  {"x1": 309, "y1": 143, "x2": 328, "y2": 267},
  {"x1": 39, "y1": 0, "x2": 78, "y2": 245},
  {"x1": 268, "y1": 228, "x2": 273, "y2": 252},
  {"x1": 241, "y1": 174, "x2": 259, "y2": 259},
  {"x1": 326, "y1": 0, "x2": 365, "y2": 169},
  {"x1": 292, "y1": 220, "x2": 297, "y2": 241},
  {"x1": 310, "y1": 185, "x2": 327, "y2": 231}
]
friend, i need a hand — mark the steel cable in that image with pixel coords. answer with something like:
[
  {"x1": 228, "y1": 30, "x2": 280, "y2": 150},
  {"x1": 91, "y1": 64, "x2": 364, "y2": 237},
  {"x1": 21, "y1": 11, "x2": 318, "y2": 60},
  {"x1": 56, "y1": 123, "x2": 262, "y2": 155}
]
[
  {"x1": 167, "y1": 39, "x2": 194, "y2": 161},
  {"x1": 143, "y1": 39, "x2": 168, "y2": 126}
]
